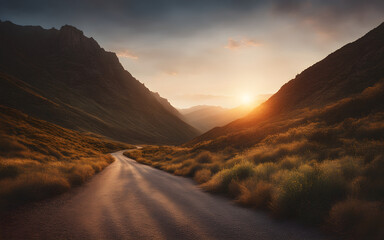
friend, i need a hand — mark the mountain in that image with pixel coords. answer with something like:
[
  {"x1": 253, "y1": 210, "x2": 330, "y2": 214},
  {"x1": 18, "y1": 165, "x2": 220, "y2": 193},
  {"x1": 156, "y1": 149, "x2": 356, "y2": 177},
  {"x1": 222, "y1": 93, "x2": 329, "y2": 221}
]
[
  {"x1": 179, "y1": 95, "x2": 271, "y2": 133},
  {"x1": 180, "y1": 105, "x2": 230, "y2": 133},
  {"x1": 0, "y1": 20, "x2": 199, "y2": 144},
  {"x1": 151, "y1": 92, "x2": 185, "y2": 120},
  {"x1": 129, "y1": 23, "x2": 384, "y2": 238},
  {"x1": 189, "y1": 22, "x2": 384, "y2": 149}
]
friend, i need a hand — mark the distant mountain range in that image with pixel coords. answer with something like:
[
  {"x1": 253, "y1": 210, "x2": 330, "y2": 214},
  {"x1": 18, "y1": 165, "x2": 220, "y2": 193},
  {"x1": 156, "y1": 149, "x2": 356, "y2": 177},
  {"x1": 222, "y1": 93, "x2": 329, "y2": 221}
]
[
  {"x1": 179, "y1": 95, "x2": 271, "y2": 133},
  {"x1": 189, "y1": 22, "x2": 384, "y2": 149},
  {"x1": 0, "y1": 20, "x2": 199, "y2": 144}
]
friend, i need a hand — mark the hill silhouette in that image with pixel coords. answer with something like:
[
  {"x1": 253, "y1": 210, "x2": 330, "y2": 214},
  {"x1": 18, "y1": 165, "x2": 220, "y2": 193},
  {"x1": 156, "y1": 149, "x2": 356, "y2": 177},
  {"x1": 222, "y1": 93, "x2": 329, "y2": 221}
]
[{"x1": 179, "y1": 95, "x2": 271, "y2": 133}]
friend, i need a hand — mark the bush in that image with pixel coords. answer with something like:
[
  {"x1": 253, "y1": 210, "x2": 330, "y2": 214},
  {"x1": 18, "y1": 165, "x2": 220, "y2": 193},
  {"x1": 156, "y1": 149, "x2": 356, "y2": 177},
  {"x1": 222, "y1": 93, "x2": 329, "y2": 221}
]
[
  {"x1": 271, "y1": 164, "x2": 347, "y2": 223},
  {"x1": 254, "y1": 162, "x2": 278, "y2": 181},
  {"x1": 237, "y1": 179, "x2": 273, "y2": 209},
  {"x1": 359, "y1": 155, "x2": 384, "y2": 201},
  {"x1": 195, "y1": 151, "x2": 214, "y2": 163},
  {"x1": 194, "y1": 169, "x2": 212, "y2": 184},
  {"x1": 327, "y1": 199, "x2": 384, "y2": 240},
  {"x1": 278, "y1": 155, "x2": 304, "y2": 169},
  {"x1": 66, "y1": 164, "x2": 95, "y2": 186},
  {"x1": 174, "y1": 161, "x2": 202, "y2": 177},
  {"x1": 202, "y1": 161, "x2": 255, "y2": 193}
]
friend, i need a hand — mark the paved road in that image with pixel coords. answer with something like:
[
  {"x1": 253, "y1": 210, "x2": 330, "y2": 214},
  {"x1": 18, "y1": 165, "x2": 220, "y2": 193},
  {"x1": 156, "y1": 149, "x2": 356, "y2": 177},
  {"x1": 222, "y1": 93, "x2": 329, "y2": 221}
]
[{"x1": 0, "y1": 150, "x2": 329, "y2": 239}]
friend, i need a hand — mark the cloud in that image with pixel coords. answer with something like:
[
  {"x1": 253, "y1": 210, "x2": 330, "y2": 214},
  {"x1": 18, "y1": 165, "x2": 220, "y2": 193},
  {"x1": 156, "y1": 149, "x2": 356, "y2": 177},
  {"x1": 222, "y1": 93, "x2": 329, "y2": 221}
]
[
  {"x1": 177, "y1": 94, "x2": 234, "y2": 102},
  {"x1": 225, "y1": 39, "x2": 242, "y2": 50},
  {"x1": 225, "y1": 38, "x2": 262, "y2": 50},
  {"x1": 168, "y1": 94, "x2": 238, "y2": 108},
  {"x1": 243, "y1": 38, "x2": 262, "y2": 47},
  {"x1": 116, "y1": 50, "x2": 138, "y2": 59},
  {"x1": 165, "y1": 71, "x2": 178, "y2": 76},
  {"x1": 1, "y1": 1, "x2": 383, "y2": 42}
]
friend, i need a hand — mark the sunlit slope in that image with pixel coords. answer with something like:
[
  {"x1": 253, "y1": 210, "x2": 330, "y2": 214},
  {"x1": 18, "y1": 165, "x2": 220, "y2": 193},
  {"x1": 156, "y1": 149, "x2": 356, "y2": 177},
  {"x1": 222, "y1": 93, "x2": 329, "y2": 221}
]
[{"x1": 189, "y1": 22, "x2": 384, "y2": 149}]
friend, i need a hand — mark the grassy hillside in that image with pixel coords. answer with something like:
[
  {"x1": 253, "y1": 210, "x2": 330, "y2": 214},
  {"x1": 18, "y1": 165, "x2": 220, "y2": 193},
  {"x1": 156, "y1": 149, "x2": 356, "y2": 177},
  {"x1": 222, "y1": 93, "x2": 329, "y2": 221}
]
[
  {"x1": 0, "y1": 105, "x2": 132, "y2": 212},
  {"x1": 125, "y1": 82, "x2": 384, "y2": 239},
  {"x1": 0, "y1": 20, "x2": 198, "y2": 144},
  {"x1": 189, "y1": 22, "x2": 384, "y2": 149},
  {"x1": 123, "y1": 22, "x2": 384, "y2": 239}
]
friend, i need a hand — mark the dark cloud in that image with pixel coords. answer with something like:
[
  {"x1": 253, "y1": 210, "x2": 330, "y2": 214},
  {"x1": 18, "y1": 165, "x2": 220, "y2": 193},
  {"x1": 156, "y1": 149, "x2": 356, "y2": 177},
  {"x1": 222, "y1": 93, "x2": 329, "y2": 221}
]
[
  {"x1": 0, "y1": 0, "x2": 382, "y2": 38},
  {"x1": 271, "y1": 0, "x2": 384, "y2": 21}
]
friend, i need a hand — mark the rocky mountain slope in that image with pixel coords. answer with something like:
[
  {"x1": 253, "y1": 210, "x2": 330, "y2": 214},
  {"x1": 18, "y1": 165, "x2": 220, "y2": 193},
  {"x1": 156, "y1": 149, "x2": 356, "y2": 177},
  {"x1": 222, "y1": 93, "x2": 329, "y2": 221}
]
[{"x1": 0, "y1": 20, "x2": 198, "y2": 144}]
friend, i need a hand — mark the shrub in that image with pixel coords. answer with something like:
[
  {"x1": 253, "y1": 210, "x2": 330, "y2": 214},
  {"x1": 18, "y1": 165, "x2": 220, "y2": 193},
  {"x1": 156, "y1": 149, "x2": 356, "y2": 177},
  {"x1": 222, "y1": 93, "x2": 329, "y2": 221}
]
[
  {"x1": 359, "y1": 155, "x2": 384, "y2": 201},
  {"x1": 195, "y1": 151, "x2": 214, "y2": 163},
  {"x1": 174, "y1": 161, "x2": 202, "y2": 177},
  {"x1": 327, "y1": 199, "x2": 384, "y2": 240},
  {"x1": 278, "y1": 155, "x2": 304, "y2": 169},
  {"x1": 228, "y1": 179, "x2": 243, "y2": 197},
  {"x1": 254, "y1": 162, "x2": 278, "y2": 181},
  {"x1": 66, "y1": 164, "x2": 95, "y2": 186},
  {"x1": 338, "y1": 157, "x2": 363, "y2": 180},
  {"x1": 123, "y1": 150, "x2": 143, "y2": 160},
  {"x1": 271, "y1": 164, "x2": 347, "y2": 223},
  {"x1": 194, "y1": 169, "x2": 212, "y2": 184},
  {"x1": 202, "y1": 161, "x2": 255, "y2": 193},
  {"x1": 237, "y1": 179, "x2": 273, "y2": 209},
  {"x1": 223, "y1": 155, "x2": 243, "y2": 168}
]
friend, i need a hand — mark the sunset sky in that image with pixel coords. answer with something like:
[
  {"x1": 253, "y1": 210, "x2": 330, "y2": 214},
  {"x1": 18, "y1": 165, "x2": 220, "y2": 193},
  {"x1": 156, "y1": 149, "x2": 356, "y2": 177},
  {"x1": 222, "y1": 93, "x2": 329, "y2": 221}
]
[{"x1": 1, "y1": 0, "x2": 383, "y2": 108}]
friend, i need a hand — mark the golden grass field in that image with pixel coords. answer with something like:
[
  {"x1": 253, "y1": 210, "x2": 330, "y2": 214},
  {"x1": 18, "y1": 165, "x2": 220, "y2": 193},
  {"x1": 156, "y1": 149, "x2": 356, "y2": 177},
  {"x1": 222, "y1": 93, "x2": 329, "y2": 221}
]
[{"x1": 0, "y1": 106, "x2": 133, "y2": 212}]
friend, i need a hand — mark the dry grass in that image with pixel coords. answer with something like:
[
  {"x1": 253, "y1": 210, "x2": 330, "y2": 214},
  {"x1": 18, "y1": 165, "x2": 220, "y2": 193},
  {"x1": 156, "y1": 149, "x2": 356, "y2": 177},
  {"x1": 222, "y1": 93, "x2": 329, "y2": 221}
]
[
  {"x1": 327, "y1": 199, "x2": 384, "y2": 240},
  {"x1": 124, "y1": 112, "x2": 384, "y2": 238},
  {"x1": 121, "y1": 83, "x2": 384, "y2": 238},
  {"x1": 126, "y1": 139, "x2": 383, "y2": 238},
  {"x1": 194, "y1": 169, "x2": 212, "y2": 184},
  {"x1": 0, "y1": 106, "x2": 132, "y2": 212},
  {"x1": 237, "y1": 180, "x2": 273, "y2": 209}
]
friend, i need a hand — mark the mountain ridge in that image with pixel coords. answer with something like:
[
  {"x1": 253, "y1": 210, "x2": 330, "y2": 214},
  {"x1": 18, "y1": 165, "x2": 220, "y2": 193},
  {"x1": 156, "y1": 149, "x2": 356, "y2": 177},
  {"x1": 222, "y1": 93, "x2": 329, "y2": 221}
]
[
  {"x1": 188, "y1": 21, "x2": 384, "y2": 149},
  {"x1": 0, "y1": 20, "x2": 199, "y2": 144}
]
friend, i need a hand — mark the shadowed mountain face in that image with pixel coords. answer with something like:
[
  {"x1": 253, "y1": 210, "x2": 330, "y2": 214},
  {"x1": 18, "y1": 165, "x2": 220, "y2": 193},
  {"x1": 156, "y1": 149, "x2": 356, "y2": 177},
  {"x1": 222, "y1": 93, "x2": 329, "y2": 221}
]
[
  {"x1": 0, "y1": 20, "x2": 198, "y2": 144},
  {"x1": 189, "y1": 22, "x2": 384, "y2": 149}
]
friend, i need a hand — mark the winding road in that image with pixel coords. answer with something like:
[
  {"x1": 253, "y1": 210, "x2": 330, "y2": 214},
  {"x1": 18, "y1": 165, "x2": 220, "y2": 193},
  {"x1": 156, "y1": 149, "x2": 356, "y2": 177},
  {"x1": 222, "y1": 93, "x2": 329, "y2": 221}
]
[{"x1": 0, "y1": 150, "x2": 329, "y2": 239}]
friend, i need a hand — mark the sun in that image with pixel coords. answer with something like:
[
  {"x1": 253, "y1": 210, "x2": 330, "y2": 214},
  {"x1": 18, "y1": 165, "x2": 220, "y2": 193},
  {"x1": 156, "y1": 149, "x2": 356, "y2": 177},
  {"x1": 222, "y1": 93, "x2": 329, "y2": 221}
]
[{"x1": 241, "y1": 94, "x2": 253, "y2": 105}]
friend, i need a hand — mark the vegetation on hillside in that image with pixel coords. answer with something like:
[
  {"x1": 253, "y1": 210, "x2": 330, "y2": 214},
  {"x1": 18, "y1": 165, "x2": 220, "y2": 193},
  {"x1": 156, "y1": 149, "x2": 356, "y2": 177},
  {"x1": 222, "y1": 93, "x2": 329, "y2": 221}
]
[
  {"x1": 124, "y1": 82, "x2": 384, "y2": 240},
  {"x1": 0, "y1": 106, "x2": 132, "y2": 212},
  {"x1": 189, "y1": 22, "x2": 384, "y2": 149}
]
